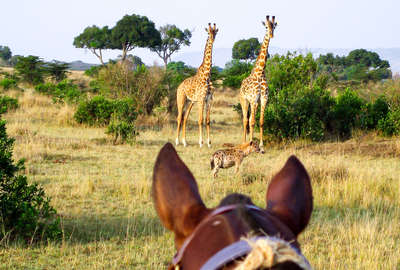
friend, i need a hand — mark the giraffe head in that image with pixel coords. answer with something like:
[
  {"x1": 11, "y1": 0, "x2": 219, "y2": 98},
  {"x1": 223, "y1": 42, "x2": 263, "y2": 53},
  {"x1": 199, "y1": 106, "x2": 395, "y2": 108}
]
[
  {"x1": 205, "y1": 23, "x2": 218, "y2": 41},
  {"x1": 262, "y1": 15, "x2": 277, "y2": 39}
]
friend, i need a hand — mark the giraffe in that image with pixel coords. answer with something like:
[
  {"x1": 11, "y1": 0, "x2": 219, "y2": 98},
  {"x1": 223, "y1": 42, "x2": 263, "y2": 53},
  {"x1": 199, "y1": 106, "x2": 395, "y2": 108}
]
[
  {"x1": 176, "y1": 23, "x2": 218, "y2": 148},
  {"x1": 239, "y1": 15, "x2": 277, "y2": 151}
]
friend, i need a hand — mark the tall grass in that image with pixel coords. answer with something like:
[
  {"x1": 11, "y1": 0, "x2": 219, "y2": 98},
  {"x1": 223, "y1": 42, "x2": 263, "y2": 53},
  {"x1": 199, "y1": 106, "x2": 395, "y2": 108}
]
[{"x1": 0, "y1": 83, "x2": 399, "y2": 269}]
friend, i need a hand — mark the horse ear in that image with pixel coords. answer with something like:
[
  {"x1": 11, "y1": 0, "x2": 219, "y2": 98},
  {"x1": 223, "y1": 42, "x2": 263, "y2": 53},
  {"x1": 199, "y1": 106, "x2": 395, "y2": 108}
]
[
  {"x1": 152, "y1": 143, "x2": 210, "y2": 248},
  {"x1": 266, "y1": 155, "x2": 313, "y2": 236}
]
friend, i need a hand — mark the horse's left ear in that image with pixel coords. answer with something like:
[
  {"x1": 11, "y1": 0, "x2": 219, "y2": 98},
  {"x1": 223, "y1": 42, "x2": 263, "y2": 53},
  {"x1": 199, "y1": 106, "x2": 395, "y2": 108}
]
[
  {"x1": 266, "y1": 155, "x2": 313, "y2": 236},
  {"x1": 152, "y1": 143, "x2": 211, "y2": 248}
]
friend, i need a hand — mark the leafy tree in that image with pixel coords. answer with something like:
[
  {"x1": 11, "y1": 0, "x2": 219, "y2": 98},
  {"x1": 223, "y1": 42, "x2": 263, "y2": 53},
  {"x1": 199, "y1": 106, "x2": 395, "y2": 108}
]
[
  {"x1": 110, "y1": 14, "x2": 161, "y2": 62},
  {"x1": 0, "y1": 46, "x2": 12, "y2": 61},
  {"x1": 151, "y1": 24, "x2": 192, "y2": 68},
  {"x1": 45, "y1": 61, "x2": 70, "y2": 82},
  {"x1": 14, "y1": 55, "x2": 45, "y2": 85},
  {"x1": 232, "y1": 38, "x2": 260, "y2": 62},
  {"x1": 73, "y1": 25, "x2": 111, "y2": 65}
]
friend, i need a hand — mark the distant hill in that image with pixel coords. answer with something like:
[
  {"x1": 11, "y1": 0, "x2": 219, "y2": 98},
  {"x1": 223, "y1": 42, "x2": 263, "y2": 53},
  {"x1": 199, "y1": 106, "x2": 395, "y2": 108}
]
[
  {"x1": 67, "y1": 60, "x2": 98, "y2": 71},
  {"x1": 173, "y1": 47, "x2": 400, "y2": 74}
]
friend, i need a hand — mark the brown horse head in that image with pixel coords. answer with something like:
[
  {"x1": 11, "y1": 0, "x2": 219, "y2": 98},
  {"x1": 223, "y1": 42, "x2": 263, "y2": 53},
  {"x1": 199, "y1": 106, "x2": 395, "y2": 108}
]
[{"x1": 153, "y1": 143, "x2": 313, "y2": 270}]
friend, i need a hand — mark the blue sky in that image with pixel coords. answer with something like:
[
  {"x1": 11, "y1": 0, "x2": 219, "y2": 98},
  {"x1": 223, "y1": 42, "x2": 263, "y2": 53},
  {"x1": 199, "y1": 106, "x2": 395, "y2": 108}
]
[{"x1": 1, "y1": 0, "x2": 399, "y2": 65}]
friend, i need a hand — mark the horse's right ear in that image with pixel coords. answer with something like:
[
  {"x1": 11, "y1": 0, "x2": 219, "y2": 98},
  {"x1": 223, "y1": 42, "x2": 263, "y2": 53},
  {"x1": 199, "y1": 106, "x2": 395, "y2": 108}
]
[
  {"x1": 152, "y1": 143, "x2": 211, "y2": 249},
  {"x1": 266, "y1": 155, "x2": 313, "y2": 236}
]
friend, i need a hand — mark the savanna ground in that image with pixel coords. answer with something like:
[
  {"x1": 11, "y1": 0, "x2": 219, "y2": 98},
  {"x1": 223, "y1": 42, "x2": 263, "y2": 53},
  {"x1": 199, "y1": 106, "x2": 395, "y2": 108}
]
[{"x1": 0, "y1": 70, "x2": 399, "y2": 269}]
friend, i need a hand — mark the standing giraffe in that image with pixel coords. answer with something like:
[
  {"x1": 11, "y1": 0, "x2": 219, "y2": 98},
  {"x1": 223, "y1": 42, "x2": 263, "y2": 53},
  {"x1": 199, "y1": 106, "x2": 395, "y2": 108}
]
[
  {"x1": 239, "y1": 16, "x2": 277, "y2": 150},
  {"x1": 176, "y1": 23, "x2": 218, "y2": 148}
]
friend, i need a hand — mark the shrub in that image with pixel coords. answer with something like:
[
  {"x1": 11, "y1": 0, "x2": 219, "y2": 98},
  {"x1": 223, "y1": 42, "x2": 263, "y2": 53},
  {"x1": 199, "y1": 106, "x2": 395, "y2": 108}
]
[
  {"x1": 0, "y1": 120, "x2": 61, "y2": 241},
  {"x1": 221, "y1": 60, "x2": 253, "y2": 88},
  {"x1": 97, "y1": 63, "x2": 168, "y2": 115},
  {"x1": 14, "y1": 55, "x2": 45, "y2": 85},
  {"x1": 330, "y1": 89, "x2": 365, "y2": 138},
  {"x1": 74, "y1": 96, "x2": 115, "y2": 126},
  {"x1": 84, "y1": 65, "x2": 102, "y2": 77},
  {"x1": 34, "y1": 80, "x2": 83, "y2": 104},
  {"x1": 0, "y1": 78, "x2": 17, "y2": 90},
  {"x1": 0, "y1": 96, "x2": 18, "y2": 114},
  {"x1": 358, "y1": 96, "x2": 389, "y2": 130},
  {"x1": 44, "y1": 61, "x2": 70, "y2": 82},
  {"x1": 377, "y1": 110, "x2": 400, "y2": 136},
  {"x1": 258, "y1": 86, "x2": 335, "y2": 141}
]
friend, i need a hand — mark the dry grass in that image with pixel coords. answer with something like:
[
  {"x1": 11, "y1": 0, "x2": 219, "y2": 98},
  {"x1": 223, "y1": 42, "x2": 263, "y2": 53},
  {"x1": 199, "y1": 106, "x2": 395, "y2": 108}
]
[{"x1": 0, "y1": 84, "x2": 399, "y2": 269}]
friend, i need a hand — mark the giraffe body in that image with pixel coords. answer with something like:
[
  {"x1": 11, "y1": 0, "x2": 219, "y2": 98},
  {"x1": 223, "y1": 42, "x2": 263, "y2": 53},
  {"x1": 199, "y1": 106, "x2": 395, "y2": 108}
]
[
  {"x1": 239, "y1": 16, "x2": 277, "y2": 150},
  {"x1": 176, "y1": 23, "x2": 218, "y2": 148}
]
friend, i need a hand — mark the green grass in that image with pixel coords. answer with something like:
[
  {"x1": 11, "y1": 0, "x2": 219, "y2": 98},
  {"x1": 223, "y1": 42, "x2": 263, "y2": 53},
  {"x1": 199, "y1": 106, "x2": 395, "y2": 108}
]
[{"x1": 1, "y1": 87, "x2": 399, "y2": 269}]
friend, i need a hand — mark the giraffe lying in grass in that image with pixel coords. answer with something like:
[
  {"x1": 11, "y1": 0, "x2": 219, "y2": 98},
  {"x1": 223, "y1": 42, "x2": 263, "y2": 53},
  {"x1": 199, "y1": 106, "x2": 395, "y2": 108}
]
[{"x1": 210, "y1": 141, "x2": 264, "y2": 178}]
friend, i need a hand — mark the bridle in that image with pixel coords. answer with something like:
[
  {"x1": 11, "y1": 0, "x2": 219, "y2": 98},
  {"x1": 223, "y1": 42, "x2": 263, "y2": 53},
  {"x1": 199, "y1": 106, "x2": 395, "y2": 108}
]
[
  {"x1": 171, "y1": 204, "x2": 266, "y2": 270},
  {"x1": 170, "y1": 204, "x2": 311, "y2": 270}
]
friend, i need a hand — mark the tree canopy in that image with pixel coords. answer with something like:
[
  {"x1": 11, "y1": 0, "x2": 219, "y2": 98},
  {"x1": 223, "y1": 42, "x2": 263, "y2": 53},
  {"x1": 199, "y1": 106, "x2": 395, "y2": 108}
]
[
  {"x1": 151, "y1": 24, "x2": 192, "y2": 68},
  {"x1": 232, "y1": 38, "x2": 260, "y2": 61},
  {"x1": 0, "y1": 46, "x2": 12, "y2": 61},
  {"x1": 110, "y1": 14, "x2": 161, "y2": 61},
  {"x1": 73, "y1": 25, "x2": 111, "y2": 65}
]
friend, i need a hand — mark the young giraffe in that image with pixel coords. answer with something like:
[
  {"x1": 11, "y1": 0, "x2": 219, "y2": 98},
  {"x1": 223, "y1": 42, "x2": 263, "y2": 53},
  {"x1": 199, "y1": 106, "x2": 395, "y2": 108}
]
[
  {"x1": 239, "y1": 16, "x2": 277, "y2": 150},
  {"x1": 176, "y1": 23, "x2": 218, "y2": 148}
]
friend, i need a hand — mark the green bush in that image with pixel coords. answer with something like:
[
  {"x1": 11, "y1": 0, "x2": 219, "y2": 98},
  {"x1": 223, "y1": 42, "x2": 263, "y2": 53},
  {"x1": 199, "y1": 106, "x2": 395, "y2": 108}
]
[
  {"x1": 330, "y1": 89, "x2": 365, "y2": 138},
  {"x1": 34, "y1": 80, "x2": 83, "y2": 104},
  {"x1": 258, "y1": 86, "x2": 335, "y2": 141},
  {"x1": 221, "y1": 60, "x2": 253, "y2": 88},
  {"x1": 377, "y1": 110, "x2": 400, "y2": 136},
  {"x1": 0, "y1": 78, "x2": 17, "y2": 90},
  {"x1": 0, "y1": 96, "x2": 18, "y2": 114},
  {"x1": 358, "y1": 96, "x2": 389, "y2": 130},
  {"x1": 84, "y1": 65, "x2": 102, "y2": 77},
  {"x1": 74, "y1": 96, "x2": 115, "y2": 126},
  {"x1": 0, "y1": 120, "x2": 61, "y2": 241}
]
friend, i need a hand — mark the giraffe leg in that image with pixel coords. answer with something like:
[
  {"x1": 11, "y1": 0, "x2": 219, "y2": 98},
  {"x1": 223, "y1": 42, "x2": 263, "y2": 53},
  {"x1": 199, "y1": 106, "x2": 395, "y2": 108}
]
[
  {"x1": 198, "y1": 101, "x2": 205, "y2": 147},
  {"x1": 205, "y1": 99, "x2": 212, "y2": 148},
  {"x1": 182, "y1": 101, "x2": 194, "y2": 147},
  {"x1": 249, "y1": 102, "x2": 258, "y2": 142},
  {"x1": 240, "y1": 96, "x2": 249, "y2": 143},
  {"x1": 176, "y1": 89, "x2": 186, "y2": 146},
  {"x1": 259, "y1": 96, "x2": 267, "y2": 153}
]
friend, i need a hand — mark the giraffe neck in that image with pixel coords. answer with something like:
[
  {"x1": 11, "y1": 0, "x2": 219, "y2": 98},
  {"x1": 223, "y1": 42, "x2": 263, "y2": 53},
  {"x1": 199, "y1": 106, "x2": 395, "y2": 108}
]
[
  {"x1": 197, "y1": 36, "x2": 214, "y2": 80},
  {"x1": 251, "y1": 33, "x2": 271, "y2": 78}
]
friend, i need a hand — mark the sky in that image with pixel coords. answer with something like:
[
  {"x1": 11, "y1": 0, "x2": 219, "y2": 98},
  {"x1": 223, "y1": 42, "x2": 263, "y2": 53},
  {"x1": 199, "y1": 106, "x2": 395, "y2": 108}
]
[{"x1": 1, "y1": 0, "x2": 399, "y2": 66}]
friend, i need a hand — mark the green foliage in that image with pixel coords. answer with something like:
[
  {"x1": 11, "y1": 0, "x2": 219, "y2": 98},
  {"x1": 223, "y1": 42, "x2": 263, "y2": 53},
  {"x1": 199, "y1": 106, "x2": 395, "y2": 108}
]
[
  {"x1": 73, "y1": 25, "x2": 111, "y2": 65},
  {"x1": 377, "y1": 110, "x2": 400, "y2": 136},
  {"x1": 259, "y1": 86, "x2": 335, "y2": 141},
  {"x1": 232, "y1": 38, "x2": 260, "y2": 61},
  {"x1": 0, "y1": 46, "x2": 12, "y2": 61},
  {"x1": 0, "y1": 120, "x2": 61, "y2": 241},
  {"x1": 34, "y1": 80, "x2": 83, "y2": 104},
  {"x1": 358, "y1": 96, "x2": 389, "y2": 130},
  {"x1": 84, "y1": 65, "x2": 103, "y2": 77},
  {"x1": 74, "y1": 96, "x2": 115, "y2": 126},
  {"x1": 96, "y1": 62, "x2": 167, "y2": 115},
  {"x1": 75, "y1": 96, "x2": 139, "y2": 143},
  {"x1": 151, "y1": 24, "x2": 192, "y2": 67},
  {"x1": 110, "y1": 14, "x2": 161, "y2": 61},
  {"x1": 14, "y1": 56, "x2": 45, "y2": 85},
  {"x1": 44, "y1": 61, "x2": 70, "y2": 82},
  {"x1": 164, "y1": 61, "x2": 196, "y2": 112},
  {"x1": 221, "y1": 60, "x2": 253, "y2": 88},
  {"x1": 330, "y1": 89, "x2": 365, "y2": 138},
  {"x1": 0, "y1": 96, "x2": 18, "y2": 114},
  {"x1": 317, "y1": 49, "x2": 392, "y2": 82},
  {"x1": 0, "y1": 78, "x2": 18, "y2": 90}
]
